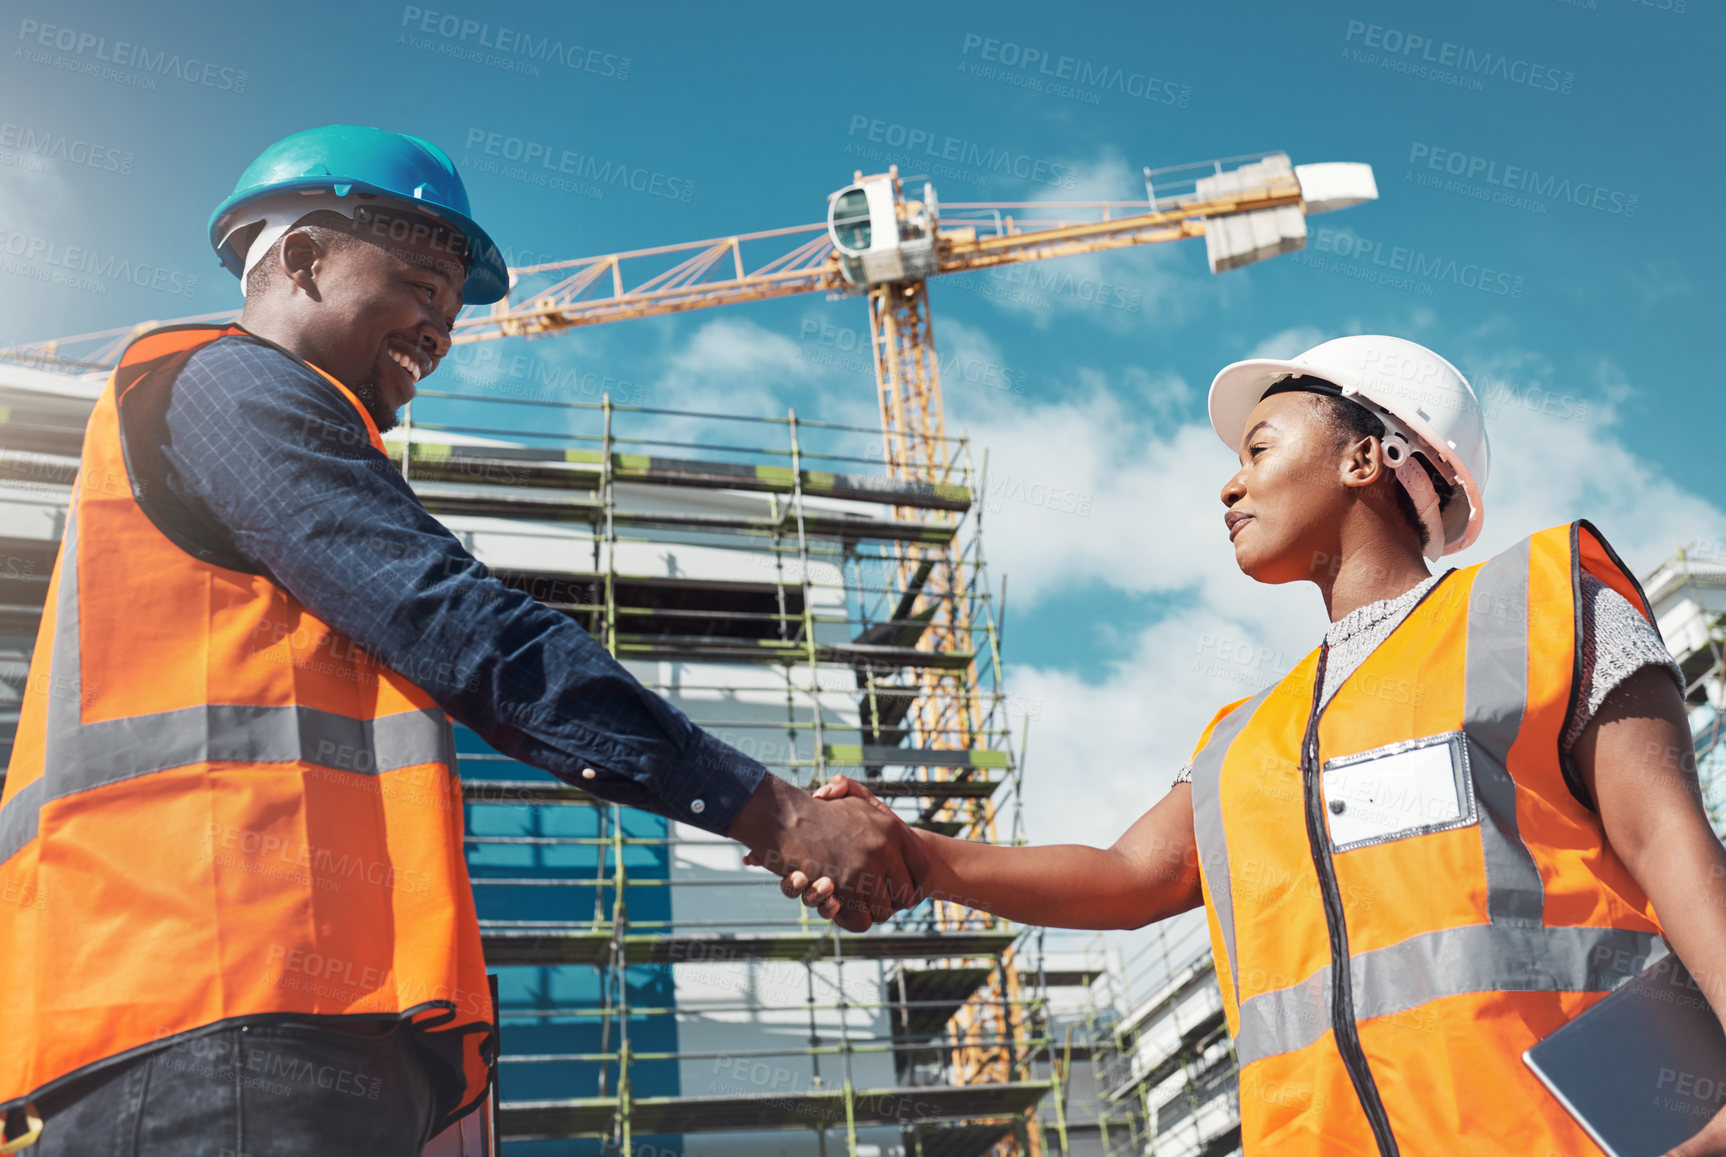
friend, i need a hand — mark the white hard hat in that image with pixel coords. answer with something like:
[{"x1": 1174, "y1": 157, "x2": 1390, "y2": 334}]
[{"x1": 1209, "y1": 335, "x2": 1489, "y2": 558}]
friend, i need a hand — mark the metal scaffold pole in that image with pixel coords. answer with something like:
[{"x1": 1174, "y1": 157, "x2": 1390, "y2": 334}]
[{"x1": 0, "y1": 149, "x2": 1391, "y2": 1157}]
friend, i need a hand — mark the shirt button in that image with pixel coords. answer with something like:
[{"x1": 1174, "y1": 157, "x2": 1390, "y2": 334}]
[
  {"x1": 690, "y1": 799, "x2": 706, "y2": 815},
  {"x1": 581, "y1": 768, "x2": 597, "y2": 780}
]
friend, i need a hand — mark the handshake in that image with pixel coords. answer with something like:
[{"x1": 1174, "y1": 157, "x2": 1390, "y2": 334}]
[
  {"x1": 730, "y1": 762, "x2": 1204, "y2": 935},
  {"x1": 732, "y1": 773, "x2": 929, "y2": 932}
]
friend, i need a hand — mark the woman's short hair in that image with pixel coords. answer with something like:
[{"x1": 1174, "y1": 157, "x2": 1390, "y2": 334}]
[{"x1": 1308, "y1": 389, "x2": 1456, "y2": 551}]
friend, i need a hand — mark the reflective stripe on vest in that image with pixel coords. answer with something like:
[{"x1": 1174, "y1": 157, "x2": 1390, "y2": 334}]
[
  {"x1": 1192, "y1": 531, "x2": 1665, "y2": 1072},
  {"x1": 1234, "y1": 922, "x2": 1664, "y2": 1068},
  {"x1": 0, "y1": 324, "x2": 492, "y2": 1131},
  {"x1": 0, "y1": 506, "x2": 453, "y2": 867},
  {"x1": 1190, "y1": 685, "x2": 1274, "y2": 1009}
]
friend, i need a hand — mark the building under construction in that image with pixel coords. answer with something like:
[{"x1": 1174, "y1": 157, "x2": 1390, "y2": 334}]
[
  {"x1": 0, "y1": 152, "x2": 1389, "y2": 1156},
  {"x1": 4, "y1": 145, "x2": 1719, "y2": 1157},
  {"x1": 0, "y1": 351, "x2": 1079, "y2": 1156}
]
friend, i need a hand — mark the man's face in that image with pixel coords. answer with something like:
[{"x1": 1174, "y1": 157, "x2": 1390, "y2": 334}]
[
  {"x1": 296, "y1": 224, "x2": 466, "y2": 432},
  {"x1": 1218, "y1": 392, "x2": 1354, "y2": 584}
]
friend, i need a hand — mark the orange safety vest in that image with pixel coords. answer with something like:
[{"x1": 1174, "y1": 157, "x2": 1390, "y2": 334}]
[
  {"x1": 1188, "y1": 521, "x2": 1669, "y2": 1156},
  {"x1": 0, "y1": 325, "x2": 494, "y2": 1132}
]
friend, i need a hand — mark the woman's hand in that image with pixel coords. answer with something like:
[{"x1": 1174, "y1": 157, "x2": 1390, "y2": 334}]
[
  {"x1": 755, "y1": 775, "x2": 1208, "y2": 931},
  {"x1": 1666, "y1": 1104, "x2": 1726, "y2": 1156}
]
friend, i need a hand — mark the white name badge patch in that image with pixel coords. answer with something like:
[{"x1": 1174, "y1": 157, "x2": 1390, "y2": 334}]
[{"x1": 1320, "y1": 731, "x2": 1477, "y2": 853}]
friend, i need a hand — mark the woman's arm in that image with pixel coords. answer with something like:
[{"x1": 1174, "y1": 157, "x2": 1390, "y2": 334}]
[
  {"x1": 1583, "y1": 665, "x2": 1726, "y2": 1006},
  {"x1": 1579, "y1": 665, "x2": 1726, "y2": 1157},
  {"x1": 779, "y1": 775, "x2": 1204, "y2": 930}
]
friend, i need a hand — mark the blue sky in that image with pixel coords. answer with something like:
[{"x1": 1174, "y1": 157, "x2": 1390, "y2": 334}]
[{"x1": 3, "y1": 0, "x2": 1722, "y2": 854}]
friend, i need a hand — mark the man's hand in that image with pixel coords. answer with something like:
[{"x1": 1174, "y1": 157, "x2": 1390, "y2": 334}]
[
  {"x1": 775, "y1": 775, "x2": 905, "y2": 922},
  {"x1": 729, "y1": 773, "x2": 926, "y2": 932}
]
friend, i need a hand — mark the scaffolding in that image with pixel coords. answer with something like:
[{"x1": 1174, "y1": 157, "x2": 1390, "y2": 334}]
[
  {"x1": 0, "y1": 344, "x2": 1084, "y2": 1157},
  {"x1": 1032, "y1": 542, "x2": 1726, "y2": 1157},
  {"x1": 1058, "y1": 920, "x2": 1238, "y2": 1157},
  {"x1": 1641, "y1": 547, "x2": 1726, "y2": 830},
  {"x1": 385, "y1": 381, "x2": 1068, "y2": 1156}
]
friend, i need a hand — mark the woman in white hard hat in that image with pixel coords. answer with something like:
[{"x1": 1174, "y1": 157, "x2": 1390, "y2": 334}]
[{"x1": 786, "y1": 336, "x2": 1726, "y2": 1157}]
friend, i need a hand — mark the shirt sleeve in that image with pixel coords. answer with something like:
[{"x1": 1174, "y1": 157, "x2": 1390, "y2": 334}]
[
  {"x1": 153, "y1": 336, "x2": 766, "y2": 835},
  {"x1": 1564, "y1": 572, "x2": 1686, "y2": 755}
]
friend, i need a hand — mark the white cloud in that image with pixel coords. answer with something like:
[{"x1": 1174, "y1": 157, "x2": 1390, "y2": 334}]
[
  {"x1": 0, "y1": 159, "x2": 65, "y2": 241},
  {"x1": 633, "y1": 314, "x2": 882, "y2": 451},
  {"x1": 1446, "y1": 352, "x2": 1726, "y2": 568},
  {"x1": 961, "y1": 344, "x2": 1726, "y2": 857},
  {"x1": 942, "y1": 147, "x2": 1220, "y2": 334},
  {"x1": 0, "y1": 161, "x2": 71, "y2": 341},
  {"x1": 1244, "y1": 325, "x2": 1329, "y2": 360},
  {"x1": 974, "y1": 341, "x2": 1726, "y2": 980},
  {"x1": 1625, "y1": 259, "x2": 1693, "y2": 309},
  {"x1": 962, "y1": 376, "x2": 1299, "y2": 607},
  {"x1": 933, "y1": 315, "x2": 1009, "y2": 378}
]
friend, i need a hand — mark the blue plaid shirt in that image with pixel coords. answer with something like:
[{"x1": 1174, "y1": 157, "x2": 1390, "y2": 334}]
[{"x1": 155, "y1": 333, "x2": 765, "y2": 834}]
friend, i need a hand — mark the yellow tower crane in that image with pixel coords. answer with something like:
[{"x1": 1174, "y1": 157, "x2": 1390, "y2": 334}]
[
  {"x1": 7, "y1": 150, "x2": 1377, "y2": 1155},
  {"x1": 441, "y1": 148, "x2": 1376, "y2": 1128}
]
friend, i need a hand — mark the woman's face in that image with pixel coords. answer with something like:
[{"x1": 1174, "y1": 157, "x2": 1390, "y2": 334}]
[{"x1": 1219, "y1": 391, "x2": 1353, "y2": 584}]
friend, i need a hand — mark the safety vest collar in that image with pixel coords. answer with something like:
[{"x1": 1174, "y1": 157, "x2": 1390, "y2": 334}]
[{"x1": 112, "y1": 322, "x2": 387, "y2": 454}]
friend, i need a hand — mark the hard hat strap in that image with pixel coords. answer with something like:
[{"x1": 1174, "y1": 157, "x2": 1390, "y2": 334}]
[
  {"x1": 226, "y1": 195, "x2": 468, "y2": 297},
  {"x1": 1392, "y1": 453, "x2": 1447, "y2": 562},
  {"x1": 224, "y1": 192, "x2": 363, "y2": 296}
]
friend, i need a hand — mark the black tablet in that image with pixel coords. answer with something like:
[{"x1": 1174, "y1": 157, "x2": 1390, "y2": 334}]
[{"x1": 1523, "y1": 954, "x2": 1726, "y2": 1157}]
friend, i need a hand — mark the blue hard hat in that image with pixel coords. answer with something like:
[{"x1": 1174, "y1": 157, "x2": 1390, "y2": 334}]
[{"x1": 208, "y1": 124, "x2": 508, "y2": 304}]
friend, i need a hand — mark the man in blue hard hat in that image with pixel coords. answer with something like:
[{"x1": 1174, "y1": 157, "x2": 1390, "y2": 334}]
[{"x1": 0, "y1": 126, "x2": 924, "y2": 1155}]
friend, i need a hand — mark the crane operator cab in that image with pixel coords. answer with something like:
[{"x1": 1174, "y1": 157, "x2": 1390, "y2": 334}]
[{"x1": 827, "y1": 168, "x2": 939, "y2": 287}]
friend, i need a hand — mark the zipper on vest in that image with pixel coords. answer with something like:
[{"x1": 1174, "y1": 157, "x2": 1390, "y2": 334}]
[{"x1": 1301, "y1": 643, "x2": 1401, "y2": 1156}]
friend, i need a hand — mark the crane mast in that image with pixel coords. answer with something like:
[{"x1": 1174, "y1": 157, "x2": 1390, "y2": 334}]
[{"x1": 1, "y1": 151, "x2": 1378, "y2": 1147}]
